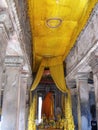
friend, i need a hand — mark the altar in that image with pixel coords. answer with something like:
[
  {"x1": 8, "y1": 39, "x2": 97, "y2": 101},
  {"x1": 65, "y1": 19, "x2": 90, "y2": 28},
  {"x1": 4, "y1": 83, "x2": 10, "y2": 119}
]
[{"x1": 27, "y1": 73, "x2": 75, "y2": 130}]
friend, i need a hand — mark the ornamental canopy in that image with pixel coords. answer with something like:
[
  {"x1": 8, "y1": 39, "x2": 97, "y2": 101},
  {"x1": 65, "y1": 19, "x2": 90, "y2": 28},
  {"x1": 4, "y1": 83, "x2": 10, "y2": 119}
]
[{"x1": 27, "y1": 0, "x2": 98, "y2": 92}]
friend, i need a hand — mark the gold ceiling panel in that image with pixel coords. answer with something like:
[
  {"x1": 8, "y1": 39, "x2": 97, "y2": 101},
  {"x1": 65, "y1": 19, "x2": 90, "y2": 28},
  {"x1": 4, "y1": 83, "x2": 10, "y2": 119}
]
[{"x1": 27, "y1": 0, "x2": 98, "y2": 71}]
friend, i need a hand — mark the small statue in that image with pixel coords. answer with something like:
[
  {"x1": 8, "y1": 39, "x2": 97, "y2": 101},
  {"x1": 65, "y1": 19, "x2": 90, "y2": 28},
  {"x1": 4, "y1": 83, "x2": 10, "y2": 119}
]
[{"x1": 42, "y1": 92, "x2": 54, "y2": 120}]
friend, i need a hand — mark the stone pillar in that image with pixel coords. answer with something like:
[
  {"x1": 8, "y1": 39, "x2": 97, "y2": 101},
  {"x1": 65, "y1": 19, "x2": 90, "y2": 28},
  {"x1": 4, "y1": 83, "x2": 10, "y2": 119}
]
[
  {"x1": 0, "y1": 24, "x2": 8, "y2": 113},
  {"x1": 19, "y1": 72, "x2": 28, "y2": 130},
  {"x1": 69, "y1": 82, "x2": 78, "y2": 130},
  {"x1": 89, "y1": 54, "x2": 98, "y2": 128},
  {"x1": 0, "y1": 68, "x2": 6, "y2": 121},
  {"x1": 0, "y1": 67, "x2": 3, "y2": 109},
  {"x1": 1, "y1": 56, "x2": 24, "y2": 130},
  {"x1": 76, "y1": 77, "x2": 81, "y2": 130},
  {"x1": 76, "y1": 73, "x2": 90, "y2": 130}
]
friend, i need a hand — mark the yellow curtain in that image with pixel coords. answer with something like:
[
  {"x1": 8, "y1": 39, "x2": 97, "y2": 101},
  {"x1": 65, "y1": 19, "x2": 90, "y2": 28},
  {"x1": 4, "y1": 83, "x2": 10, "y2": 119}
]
[
  {"x1": 50, "y1": 63, "x2": 67, "y2": 93},
  {"x1": 31, "y1": 56, "x2": 68, "y2": 93},
  {"x1": 64, "y1": 89, "x2": 74, "y2": 130},
  {"x1": 31, "y1": 62, "x2": 44, "y2": 91},
  {"x1": 28, "y1": 94, "x2": 37, "y2": 130}
]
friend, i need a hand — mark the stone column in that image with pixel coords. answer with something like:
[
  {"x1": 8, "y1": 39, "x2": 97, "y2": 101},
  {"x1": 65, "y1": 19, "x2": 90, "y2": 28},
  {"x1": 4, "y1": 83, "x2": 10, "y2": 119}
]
[
  {"x1": 19, "y1": 72, "x2": 28, "y2": 130},
  {"x1": 69, "y1": 82, "x2": 78, "y2": 130},
  {"x1": 76, "y1": 77, "x2": 81, "y2": 130},
  {"x1": 89, "y1": 54, "x2": 98, "y2": 128},
  {"x1": 1, "y1": 56, "x2": 24, "y2": 130},
  {"x1": 0, "y1": 68, "x2": 6, "y2": 121},
  {"x1": 0, "y1": 25, "x2": 8, "y2": 113},
  {"x1": 0, "y1": 67, "x2": 3, "y2": 110},
  {"x1": 76, "y1": 73, "x2": 90, "y2": 130}
]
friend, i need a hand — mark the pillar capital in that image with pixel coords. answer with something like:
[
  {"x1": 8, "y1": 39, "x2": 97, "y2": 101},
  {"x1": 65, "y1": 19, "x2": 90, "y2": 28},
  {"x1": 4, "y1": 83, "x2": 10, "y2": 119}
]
[
  {"x1": 76, "y1": 72, "x2": 88, "y2": 81},
  {"x1": 5, "y1": 56, "x2": 24, "y2": 67},
  {"x1": 66, "y1": 80, "x2": 76, "y2": 88}
]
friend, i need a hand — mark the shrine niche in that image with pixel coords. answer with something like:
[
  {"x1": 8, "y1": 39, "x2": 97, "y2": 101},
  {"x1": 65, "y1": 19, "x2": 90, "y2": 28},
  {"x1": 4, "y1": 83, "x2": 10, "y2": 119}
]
[
  {"x1": 37, "y1": 91, "x2": 65, "y2": 130},
  {"x1": 27, "y1": 73, "x2": 74, "y2": 130},
  {"x1": 28, "y1": 90, "x2": 75, "y2": 130}
]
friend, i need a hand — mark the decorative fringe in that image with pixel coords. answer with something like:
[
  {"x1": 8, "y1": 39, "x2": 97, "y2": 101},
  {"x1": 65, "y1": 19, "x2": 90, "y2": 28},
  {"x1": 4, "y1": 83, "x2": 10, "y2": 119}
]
[
  {"x1": 64, "y1": 90, "x2": 75, "y2": 130},
  {"x1": 28, "y1": 94, "x2": 37, "y2": 130}
]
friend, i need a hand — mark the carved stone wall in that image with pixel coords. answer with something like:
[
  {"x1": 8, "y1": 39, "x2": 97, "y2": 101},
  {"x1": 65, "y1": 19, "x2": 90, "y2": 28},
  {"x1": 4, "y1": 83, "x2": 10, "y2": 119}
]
[
  {"x1": 0, "y1": 19, "x2": 9, "y2": 110},
  {"x1": 0, "y1": 25, "x2": 8, "y2": 63},
  {"x1": 14, "y1": 0, "x2": 33, "y2": 66},
  {"x1": 0, "y1": 0, "x2": 32, "y2": 73},
  {"x1": 66, "y1": 4, "x2": 98, "y2": 76}
]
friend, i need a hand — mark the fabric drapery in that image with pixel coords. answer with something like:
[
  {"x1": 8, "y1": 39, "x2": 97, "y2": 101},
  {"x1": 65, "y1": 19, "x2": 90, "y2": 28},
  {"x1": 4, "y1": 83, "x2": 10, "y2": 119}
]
[
  {"x1": 64, "y1": 89, "x2": 74, "y2": 130},
  {"x1": 31, "y1": 56, "x2": 68, "y2": 93},
  {"x1": 31, "y1": 64, "x2": 44, "y2": 91},
  {"x1": 28, "y1": 94, "x2": 37, "y2": 130},
  {"x1": 28, "y1": 0, "x2": 98, "y2": 95},
  {"x1": 50, "y1": 62, "x2": 67, "y2": 93}
]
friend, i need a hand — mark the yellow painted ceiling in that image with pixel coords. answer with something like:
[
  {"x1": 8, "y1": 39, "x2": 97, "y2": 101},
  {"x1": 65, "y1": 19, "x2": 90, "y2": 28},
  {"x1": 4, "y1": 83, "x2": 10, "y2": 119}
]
[{"x1": 27, "y1": 0, "x2": 98, "y2": 72}]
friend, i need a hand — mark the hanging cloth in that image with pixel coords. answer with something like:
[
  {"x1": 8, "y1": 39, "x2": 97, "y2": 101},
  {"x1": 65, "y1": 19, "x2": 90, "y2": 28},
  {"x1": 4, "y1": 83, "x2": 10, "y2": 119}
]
[{"x1": 31, "y1": 56, "x2": 68, "y2": 93}]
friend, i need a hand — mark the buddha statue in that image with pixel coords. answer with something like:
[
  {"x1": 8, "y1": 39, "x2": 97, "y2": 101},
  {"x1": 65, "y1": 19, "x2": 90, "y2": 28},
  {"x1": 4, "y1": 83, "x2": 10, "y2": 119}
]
[{"x1": 42, "y1": 92, "x2": 54, "y2": 120}]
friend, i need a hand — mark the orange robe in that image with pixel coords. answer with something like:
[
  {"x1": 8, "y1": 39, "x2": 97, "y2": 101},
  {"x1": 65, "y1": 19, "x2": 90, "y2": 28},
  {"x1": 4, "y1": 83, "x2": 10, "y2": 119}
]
[{"x1": 42, "y1": 92, "x2": 54, "y2": 120}]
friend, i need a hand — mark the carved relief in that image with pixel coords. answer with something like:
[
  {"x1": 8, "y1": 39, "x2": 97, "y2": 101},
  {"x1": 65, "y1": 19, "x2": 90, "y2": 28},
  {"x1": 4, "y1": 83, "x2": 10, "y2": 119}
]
[
  {"x1": 7, "y1": 0, "x2": 32, "y2": 67},
  {"x1": 66, "y1": 4, "x2": 98, "y2": 77},
  {"x1": 0, "y1": 23, "x2": 9, "y2": 67}
]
